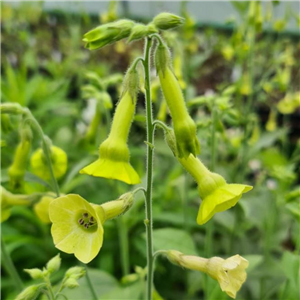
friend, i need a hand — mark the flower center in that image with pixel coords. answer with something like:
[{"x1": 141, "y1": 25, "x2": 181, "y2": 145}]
[{"x1": 76, "y1": 210, "x2": 98, "y2": 232}]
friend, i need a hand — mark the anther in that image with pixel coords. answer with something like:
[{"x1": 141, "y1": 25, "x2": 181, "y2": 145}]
[
  {"x1": 78, "y1": 218, "x2": 84, "y2": 225},
  {"x1": 83, "y1": 212, "x2": 88, "y2": 218},
  {"x1": 84, "y1": 224, "x2": 89, "y2": 229},
  {"x1": 90, "y1": 216, "x2": 94, "y2": 222}
]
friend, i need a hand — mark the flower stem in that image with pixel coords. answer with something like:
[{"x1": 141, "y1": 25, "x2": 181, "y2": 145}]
[
  {"x1": 23, "y1": 109, "x2": 60, "y2": 197},
  {"x1": 117, "y1": 217, "x2": 130, "y2": 276},
  {"x1": 84, "y1": 266, "x2": 98, "y2": 300},
  {"x1": 143, "y1": 36, "x2": 155, "y2": 300},
  {"x1": 204, "y1": 102, "x2": 217, "y2": 298},
  {"x1": 1, "y1": 237, "x2": 23, "y2": 292}
]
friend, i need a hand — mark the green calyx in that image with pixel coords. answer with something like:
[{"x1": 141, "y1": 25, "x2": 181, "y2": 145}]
[{"x1": 155, "y1": 42, "x2": 172, "y2": 76}]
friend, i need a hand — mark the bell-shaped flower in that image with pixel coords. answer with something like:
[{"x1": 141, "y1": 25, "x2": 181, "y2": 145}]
[
  {"x1": 166, "y1": 250, "x2": 248, "y2": 299},
  {"x1": 30, "y1": 145, "x2": 68, "y2": 180},
  {"x1": 80, "y1": 68, "x2": 141, "y2": 185},
  {"x1": 155, "y1": 42, "x2": 200, "y2": 158},
  {"x1": 1, "y1": 186, "x2": 32, "y2": 222},
  {"x1": 178, "y1": 154, "x2": 252, "y2": 225},
  {"x1": 49, "y1": 194, "x2": 105, "y2": 264},
  {"x1": 49, "y1": 192, "x2": 135, "y2": 263}
]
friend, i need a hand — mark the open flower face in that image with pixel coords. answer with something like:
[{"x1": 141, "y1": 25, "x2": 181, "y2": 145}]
[
  {"x1": 49, "y1": 194, "x2": 104, "y2": 264},
  {"x1": 197, "y1": 184, "x2": 253, "y2": 225},
  {"x1": 207, "y1": 255, "x2": 249, "y2": 299}
]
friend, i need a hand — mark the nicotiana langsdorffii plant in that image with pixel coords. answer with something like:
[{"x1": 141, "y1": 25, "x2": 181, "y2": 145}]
[{"x1": 2, "y1": 12, "x2": 253, "y2": 300}]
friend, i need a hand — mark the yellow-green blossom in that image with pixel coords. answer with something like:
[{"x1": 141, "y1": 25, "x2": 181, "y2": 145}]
[
  {"x1": 49, "y1": 194, "x2": 105, "y2": 264},
  {"x1": 30, "y1": 146, "x2": 68, "y2": 180},
  {"x1": 80, "y1": 90, "x2": 140, "y2": 185},
  {"x1": 167, "y1": 250, "x2": 248, "y2": 299},
  {"x1": 178, "y1": 154, "x2": 252, "y2": 225},
  {"x1": 49, "y1": 193, "x2": 135, "y2": 263}
]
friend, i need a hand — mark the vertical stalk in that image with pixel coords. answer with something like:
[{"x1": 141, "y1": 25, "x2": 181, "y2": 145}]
[
  {"x1": 117, "y1": 217, "x2": 130, "y2": 276},
  {"x1": 143, "y1": 36, "x2": 155, "y2": 300},
  {"x1": 84, "y1": 266, "x2": 98, "y2": 300},
  {"x1": 204, "y1": 103, "x2": 217, "y2": 299},
  {"x1": 1, "y1": 237, "x2": 23, "y2": 292}
]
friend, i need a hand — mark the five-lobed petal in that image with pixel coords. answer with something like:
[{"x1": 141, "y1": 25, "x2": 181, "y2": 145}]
[
  {"x1": 49, "y1": 194, "x2": 104, "y2": 264},
  {"x1": 197, "y1": 184, "x2": 253, "y2": 225}
]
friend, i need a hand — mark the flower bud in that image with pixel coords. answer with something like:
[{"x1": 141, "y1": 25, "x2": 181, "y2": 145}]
[
  {"x1": 15, "y1": 285, "x2": 40, "y2": 300},
  {"x1": 65, "y1": 266, "x2": 86, "y2": 280},
  {"x1": 64, "y1": 278, "x2": 79, "y2": 289},
  {"x1": 121, "y1": 66, "x2": 140, "y2": 100},
  {"x1": 155, "y1": 43, "x2": 200, "y2": 158},
  {"x1": 46, "y1": 254, "x2": 61, "y2": 274},
  {"x1": 153, "y1": 13, "x2": 185, "y2": 30},
  {"x1": 30, "y1": 145, "x2": 68, "y2": 180},
  {"x1": 24, "y1": 268, "x2": 44, "y2": 280},
  {"x1": 101, "y1": 192, "x2": 134, "y2": 221},
  {"x1": 128, "y1": 23, "x2": 149, "y2": 42},
  {"x1": 0, "y1": 103, "x2": 24, "y2": 115},
  {"x1": 83, "y1": 19, "x2": 135, "y2": 50}
]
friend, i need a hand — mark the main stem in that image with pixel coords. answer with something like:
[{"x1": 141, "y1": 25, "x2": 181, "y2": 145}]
[{"x1": 143, "y1": 36, "x2": 155, "y2": 300}]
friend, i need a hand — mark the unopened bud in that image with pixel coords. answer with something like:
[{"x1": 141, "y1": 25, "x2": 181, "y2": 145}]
[
  {"x1": 24, "y1": 268, "x2": 44, "y2": 280},
  {"x1": 128, "y1": 24, "x2": 148, "y2": 42},
  {"x1": 121, "y1": 67, "x2": 140, "y2": 100},
  {"x1": 64, "y1": 278, "x2": 79, "y2": 289},
  {"x1": 65, "y1": 266, "x2": 86, "y2": 280},
  {"x1": 46, "y1": 254, "x2": 61, "y2": 274},
  {"x1": 153, "y1": 13, "x2": 185, "y2": 30},
  {"x1": 155, "y1": 42, "x2": 172, "y2": 75},
  {"x1": 1, "y1": 103, "x2": 24, "y2": 115},
  {"x1": 16, "y1": 285, "x2": 40, "y2": 300}
]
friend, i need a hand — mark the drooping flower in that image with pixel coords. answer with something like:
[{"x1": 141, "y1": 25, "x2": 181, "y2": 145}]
[
  {"x1": 30, "y1": 145, "x2": 68, "y2": 180},
  {"x1": 178, "y1": 154, "x2": 252, "y2": 225},
  {"x1": 166, "y1": 250, "x2": 249, "y2": 299},
  {"x1": 49, "y1": 194, "x2": 105, "y2": 264},
  {"x1": 80, "y1": 67, "x2": 141, "y2": 185}
]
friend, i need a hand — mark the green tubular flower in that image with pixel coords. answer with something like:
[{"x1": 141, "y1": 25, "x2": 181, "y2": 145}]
[
  {"x1": 178, "y1": 154, "x2": 252, "y2": 225},
  {"x1": 49, "y1": 194, "x2": 105, "y2": 264},
  {"x1": 30, "y1": 145, "x2": 68, "y2": 180},
  {"x1": 166, "y1": 250, "x2": 249, "y2": 299},
  {"x1": 155, "y1": 43, "x2": 200, "y2": 158},
  {"x1": 1, "y1": 186, "x2": 31, "y2": 222},
  {"x1": 80, "y1": 69, "x2": 140, "y2": 185},
  {"x1": 83, "y1": 19, "x2": 135, "y2": 50}
]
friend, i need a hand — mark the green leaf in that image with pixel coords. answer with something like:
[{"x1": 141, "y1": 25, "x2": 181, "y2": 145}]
[{"x1": 145, "y1": 228, "x2": 197, "y2": 255}]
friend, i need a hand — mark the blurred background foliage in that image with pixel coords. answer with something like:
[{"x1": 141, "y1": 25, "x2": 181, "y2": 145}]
[{"x1": 1, "y1": 1, "x2": 300, "y2": 300}]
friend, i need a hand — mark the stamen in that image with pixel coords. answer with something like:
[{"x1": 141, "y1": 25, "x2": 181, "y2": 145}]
[
  {"x1": 78, "y1": 218, "x2": 84, "y2": 225},
  {"x1": 84, "y1": 224, "x2": 89, "y2": 229},
  {"x1": 83, "y1": 212, "x2": 89, "y2": 218},
  {"x1": 90, "y1": 216, "x2": 94, "y2": 222}
]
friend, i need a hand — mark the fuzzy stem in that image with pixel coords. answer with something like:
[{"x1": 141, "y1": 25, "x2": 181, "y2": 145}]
[{"x1": 143, "y1": 36, "x2": 155, "y2": 300}]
